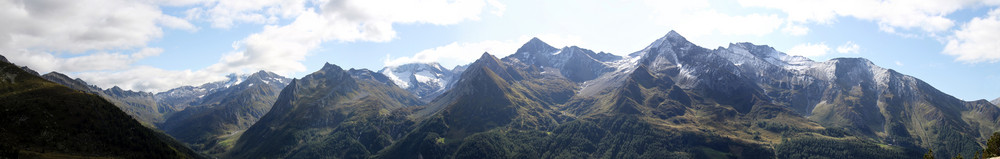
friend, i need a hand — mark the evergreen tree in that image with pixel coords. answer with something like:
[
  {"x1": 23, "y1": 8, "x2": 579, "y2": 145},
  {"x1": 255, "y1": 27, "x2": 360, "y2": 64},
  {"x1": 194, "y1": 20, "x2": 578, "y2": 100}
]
[
  {"x1": 925, "y1": 149, "x2": 935, "y2": 159},
  {"x1": 983, "y1": 149, "x2": 988, "y2": 159},
  {"x1": 987, "y1": 132, "x2": 1000, "y2": 157}
]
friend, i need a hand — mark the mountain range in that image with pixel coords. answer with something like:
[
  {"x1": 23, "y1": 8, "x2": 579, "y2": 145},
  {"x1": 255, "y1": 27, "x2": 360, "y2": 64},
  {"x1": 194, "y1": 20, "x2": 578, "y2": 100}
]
[
  {"x1": 158, "y1": 71, "x2": 290, "y2": 156},
  {"x1": 226, "y1": 65, "x2": 422, "y2": 158},
  {"x1": 0, "y1": 55, "x2": 204, "y2": 158},
  {"x1": 39, "y1": 67, "x2": 291, "y2": 156},
  {"x1": 2, "y1": 30, "x2": 999, "y2": 158}
]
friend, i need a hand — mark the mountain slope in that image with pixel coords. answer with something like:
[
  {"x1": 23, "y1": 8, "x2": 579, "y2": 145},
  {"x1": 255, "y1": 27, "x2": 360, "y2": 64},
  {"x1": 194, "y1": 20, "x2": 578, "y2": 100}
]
[
  {"x1": 226, "y1": 63, "x2": 422, "y2": 159},
  {"x1": 42, "y1": 71, "x2": 255, "y2": 127},
  {"x1": 0, "y1": 55, "x2": 204, "y2": 158},
  {"x1": 159, "y1": 70, "x2": 289, "y2": 156},
  {"x1": 41, "y1": 72, "x2": 104, "y2": 93},
  {"x1": 613, "y1": 30, "x2": 995, "y2": 158},
  {"x1": 375, "y1": 53, "x2": 576, "y2": 158},
  {"x1": 43, "y1": 72, "x2": 182, "y2": 126}
]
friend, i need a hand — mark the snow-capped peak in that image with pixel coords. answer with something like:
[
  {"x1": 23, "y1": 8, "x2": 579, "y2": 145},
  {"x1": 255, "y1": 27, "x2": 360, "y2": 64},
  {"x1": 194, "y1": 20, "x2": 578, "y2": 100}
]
[
  {"x1": 378, "y1": 62, "x2": 462, "y2": 100},
  {"x1": 222, "y1": 73, "x2": 249, "y2": 88}
]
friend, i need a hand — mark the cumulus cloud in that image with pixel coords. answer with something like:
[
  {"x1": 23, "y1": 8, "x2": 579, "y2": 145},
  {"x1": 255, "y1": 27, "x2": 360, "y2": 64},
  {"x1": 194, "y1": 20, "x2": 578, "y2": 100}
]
[
  {"x1": 943, "y1": 8, "x2": 1000, "y2": 63},
  {"x1": 836, "y1": 41, "x2": 860, "y2": 54},
  {"x1": 0, "y1": 0, "x2": 205, "y2": 92},
  {"x1": 644, "y1": 0, "x2": 784, "y2": 37},
  {"x1": 786, "y1": 43, "x2": 830, "y2": 57},
  {"x1": 207, "y1": 0, "x2": 504, "y2": 75},
  {"x1": 383, "y1": 34, "x2": 584, "y2": 67},
  {"x1": 0, "y1": 0, "x2": 190, "y2": 53}
]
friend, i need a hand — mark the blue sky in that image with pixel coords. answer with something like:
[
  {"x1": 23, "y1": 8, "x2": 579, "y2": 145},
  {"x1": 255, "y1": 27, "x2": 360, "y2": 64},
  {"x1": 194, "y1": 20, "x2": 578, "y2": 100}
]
[{"x1": 1, "y1": 0, "x2": 999, "y2": 101}]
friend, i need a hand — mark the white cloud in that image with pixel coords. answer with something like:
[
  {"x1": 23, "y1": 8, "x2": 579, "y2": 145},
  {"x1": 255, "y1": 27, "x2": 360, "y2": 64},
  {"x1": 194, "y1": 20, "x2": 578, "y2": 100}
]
[
  {"x1": 645, "y1": 0, "x2": 784, "y2": 37},
  {"x1": 73, "y1": 66, "x2": 226, "y2": 93},
  {"x1": 943, "y1": 8, "x2": 1000, "y2": 63},
  {"x1": 158, "y1": 15, "x2": 199, "y2": 31},
  {"x1": 836, "y1": 41, "x2": 860, "y2": 54},
  {"x1": 782, "y1": 23, "x2": 810, "y2": 36},
  {"x1": 0, "y1": 0, "x2": 207, "y2": 92},
  {"x1": 895, "y1": 61, "x2": 904, "y2": 66},
  {"x1": 486, "y1": 0, "x2": 506, "y2": 16},
  {"x1": 4, "y1": 48, "x2": 163, "y2": 73},
  {"x1": 186, "y1": 0, "x2": 309, "y2": 28},
  {"x1": 0, "y1": 0, "x2": 189, "y2": 53},
  {"x1": 383, "y1": 34, "x2": 584, "y2": 67},
  {"x1": 384, "y1": 40, "x2": 519, "y2": 67},
  {"x1": 736, "y1": 0, "x2": 1000, "y2": 35},
  {"x1": 786, "y1": 42, "x2": 830, "y2": 57},
  {"x1": 0, "y1": 0, "x2": 502, "y2": 92},
  {"x1": 207, "y1": 0, "x2": 505, "y2": 75}
]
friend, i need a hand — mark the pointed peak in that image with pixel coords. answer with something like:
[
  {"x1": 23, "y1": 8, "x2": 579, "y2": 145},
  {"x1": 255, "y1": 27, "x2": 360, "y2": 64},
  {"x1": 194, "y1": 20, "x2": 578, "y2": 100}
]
[
  {"x1": 641, "y1": 30, "x2": 694, "y2": 52},
  {"x1": 474, "y1": 52, "x2": 502, "y2": 67},
  {"x1": 528, "y1": 37, "x2": 543, "y2": 43},
  {"x1": 664, "y1": 30, "x2": 686, "y2": 40},
  {"x1": 110, "y1": 86, "x2": 124, "y2": 92},
  {"x1": 321, "y1": 62, "x2": 345, "y2": 72},
  {"x1": 515, "y1": 37, "x2": 558, "y2": 54},
  {"x1": 43, "y1": 71, "x2": 69, "y2": 78},
  {"x1": 666, "y1": 30, "x2": 681, "y2": 37},
  {"x1": 478, "y1": 52, "x2": 497, "y2": 61},
  {"x1": 250, "y1": 70, "x2": 273, "y2": 77}
]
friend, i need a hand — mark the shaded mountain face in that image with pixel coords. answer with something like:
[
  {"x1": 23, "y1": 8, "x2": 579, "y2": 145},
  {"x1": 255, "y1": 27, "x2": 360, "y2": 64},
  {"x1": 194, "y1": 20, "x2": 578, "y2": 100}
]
[
  {"x1": 378, "y1": 62, "x2": 461, "y2": 101},
  {"x1": 226, "y1": 63, "x2": 422, "y2": 159},
  {"x1": 42, "y1": 72, "x2": 103, "y2": 94},
  {"x1": 42, "y1": 72, "x2": 171, "y2": 126},
  {"x1": 0, "y1": 57, "x2": 203, "y2": 159},
  {"x1": 159, "y1": 70, "x2": 289, "y2": 156}
]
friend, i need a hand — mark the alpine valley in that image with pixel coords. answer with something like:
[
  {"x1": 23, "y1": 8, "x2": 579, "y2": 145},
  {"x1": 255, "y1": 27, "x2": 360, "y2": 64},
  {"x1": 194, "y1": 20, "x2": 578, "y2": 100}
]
[{"x1": 2, "y1": 31, "x2": 999, "y2": 159}]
